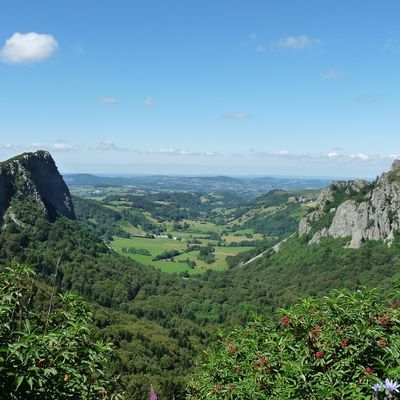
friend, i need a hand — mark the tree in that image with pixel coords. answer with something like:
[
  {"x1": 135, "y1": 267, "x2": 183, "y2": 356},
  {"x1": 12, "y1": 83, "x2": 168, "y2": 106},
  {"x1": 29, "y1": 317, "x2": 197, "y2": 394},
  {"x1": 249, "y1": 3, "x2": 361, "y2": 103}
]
[{"x1": 0, "y1": 263, "x2": 122, "y2": 400}]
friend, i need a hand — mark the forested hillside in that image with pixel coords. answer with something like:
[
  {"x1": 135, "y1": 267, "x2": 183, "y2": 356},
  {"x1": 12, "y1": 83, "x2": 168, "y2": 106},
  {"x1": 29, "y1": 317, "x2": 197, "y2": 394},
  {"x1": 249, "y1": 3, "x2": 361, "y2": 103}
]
[
  {"x1": 2, "y1": 152, "x2": 400, "y2": 399},
  {"x1": 2, "y1": 190, "x2": 400, "y2": 398}
]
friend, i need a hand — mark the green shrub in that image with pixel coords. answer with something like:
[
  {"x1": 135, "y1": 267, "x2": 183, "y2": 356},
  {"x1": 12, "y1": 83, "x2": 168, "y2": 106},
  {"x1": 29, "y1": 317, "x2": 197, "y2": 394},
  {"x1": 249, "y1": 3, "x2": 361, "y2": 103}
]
[
  {"x1": 188, "y1": 285, "x2": 400, "y2": 399},
  {"x1": 0, "y1": 263, "x2": 122, "y2": 400}
]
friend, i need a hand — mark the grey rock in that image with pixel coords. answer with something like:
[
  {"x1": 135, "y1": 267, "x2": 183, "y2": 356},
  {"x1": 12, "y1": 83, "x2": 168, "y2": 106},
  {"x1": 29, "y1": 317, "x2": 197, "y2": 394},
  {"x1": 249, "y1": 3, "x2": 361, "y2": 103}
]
[
  {"x1": 390, "y1": 159, "x2": 400, "y2": 172},
  {"x1": 298, "y1": 217, "x2": 311, "y2": 236},
  {"x1": 299, "y1": 160, "x2": 400, "y2": 248},
  {"x1": 309, "y1": 228, "x2": 329, "y2": 244},
  {"x1": 0, "y1": 150, "x2": 75, "y2": 224}
]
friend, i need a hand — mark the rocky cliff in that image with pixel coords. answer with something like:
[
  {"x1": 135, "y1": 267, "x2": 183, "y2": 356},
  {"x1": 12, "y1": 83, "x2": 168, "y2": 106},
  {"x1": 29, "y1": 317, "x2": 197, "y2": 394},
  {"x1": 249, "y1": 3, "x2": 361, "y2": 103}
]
[
  {"x1": 0, "y1": 151, "x2": 75, "y2": 224},
  {"x1": 299, "y1": 160, "x2": 400, "y2": 248}
]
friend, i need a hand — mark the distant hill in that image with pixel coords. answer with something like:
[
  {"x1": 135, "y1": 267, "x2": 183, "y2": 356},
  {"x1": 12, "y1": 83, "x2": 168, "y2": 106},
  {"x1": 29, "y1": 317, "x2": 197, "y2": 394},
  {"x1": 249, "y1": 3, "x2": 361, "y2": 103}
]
[{"x1": 64, "y1": 173, "x2": 331, "y2": 198}]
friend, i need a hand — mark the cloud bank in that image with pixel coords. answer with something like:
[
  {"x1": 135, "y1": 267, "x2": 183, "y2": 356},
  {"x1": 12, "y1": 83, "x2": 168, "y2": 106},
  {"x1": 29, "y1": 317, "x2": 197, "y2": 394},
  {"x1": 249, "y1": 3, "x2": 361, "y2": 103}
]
[{"x1": 1, "y1": 142, "x2": 78, "y2": 152}]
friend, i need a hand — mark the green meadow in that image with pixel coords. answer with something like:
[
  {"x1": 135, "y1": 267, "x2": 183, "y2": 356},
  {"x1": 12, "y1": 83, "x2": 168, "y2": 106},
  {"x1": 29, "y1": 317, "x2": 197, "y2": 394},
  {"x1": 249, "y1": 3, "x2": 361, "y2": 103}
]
[{"x1": 111, "y1": 235, "x2": 253, "y2": 275}]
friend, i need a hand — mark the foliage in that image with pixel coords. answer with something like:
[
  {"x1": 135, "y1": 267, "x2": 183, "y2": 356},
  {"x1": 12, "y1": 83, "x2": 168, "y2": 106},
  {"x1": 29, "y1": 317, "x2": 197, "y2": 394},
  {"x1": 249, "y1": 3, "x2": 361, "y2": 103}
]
[
  {"x1": 103, "y1": 192, "x2": 230, "y2": 224},
  {"x1": 0, "y1": 263, "x2": 121, "y2": 400},
  {"x1": 121, "y1": 247, "x2": 151, "y2": 256},
  {"x1": 153, "y1": 249, "x2": 181, "y2": 261},
  {"x1": 188, "y1": 285, "x2": 400, "y2": 399},
  {"x1": 308, "y1": 211, "x2": 335, "y2": 235},
  {"x1": 241, "y1": 202, "x2": 305, "y2": 237},
  {"x1": 198, "y1": 244, "x2": 215, "y2": 264},
  {"x1": 2, "y1": 192, "x2": 400, "y2": 399}
]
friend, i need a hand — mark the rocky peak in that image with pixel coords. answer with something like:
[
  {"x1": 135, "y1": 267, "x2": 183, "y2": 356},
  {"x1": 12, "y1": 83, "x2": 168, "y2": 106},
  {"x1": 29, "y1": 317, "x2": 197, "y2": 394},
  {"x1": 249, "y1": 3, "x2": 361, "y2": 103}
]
[
  {"x1": 390, "y1": 159, "x2": 400, "y2": 172},
  {"x1": 0, "y1": 151, "x2": 75, "y2": 224},
  {"x1": 379, "y1": 159, "x2": 400, "y2": 184},
  {"x1": 299, "y1": 161, "x2": 400, "y2": 248}
]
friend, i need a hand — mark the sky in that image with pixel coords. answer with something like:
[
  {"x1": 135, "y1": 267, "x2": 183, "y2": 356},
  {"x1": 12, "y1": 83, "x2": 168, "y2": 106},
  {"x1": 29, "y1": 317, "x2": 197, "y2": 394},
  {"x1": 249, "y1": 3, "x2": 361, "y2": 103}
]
[{"x1": 0, "y1": 0, "x2": 399, "y2": 178}]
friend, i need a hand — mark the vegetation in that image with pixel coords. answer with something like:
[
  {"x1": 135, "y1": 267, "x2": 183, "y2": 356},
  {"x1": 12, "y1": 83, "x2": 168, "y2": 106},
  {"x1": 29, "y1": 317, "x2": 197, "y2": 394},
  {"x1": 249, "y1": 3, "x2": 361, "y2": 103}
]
[
  {"x1": 3, "y1": 178, "x2": 400, "y2": 399},
  {"x1": 121, "y1": 247, "x2": 151, "y2": 256},
  {"x1": 0, "y1": 263, "x2": 121, "y2": 400},
  {"x1": 189, "y1": 285, "x2": 400, "y2": 399},
  {"x1": 241, "y1": 202, "x2": 303, "y2": 236},
  {"x1": 83, "y1": 187, "x2": 314, "y2": 272},
  {"x1": 153, "y1": 249, "x2": 181, "y2": 261},
  {"x1": 198, "y1": 244, "x2": 215, "y2": 264}
]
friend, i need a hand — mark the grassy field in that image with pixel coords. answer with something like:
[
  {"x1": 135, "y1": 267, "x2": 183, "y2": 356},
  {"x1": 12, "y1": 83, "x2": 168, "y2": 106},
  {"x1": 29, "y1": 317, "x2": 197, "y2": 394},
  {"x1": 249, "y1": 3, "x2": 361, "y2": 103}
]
[
  {"x1": 118, "y1": 220, "x2": 147, "y2": 236},
  {"x1": 80, "y1": 192, "x2": 267, "y2": 274},
  {"x1": 112, "y1": 236, "x2": 186, "y2": 253},
  {"x1": 111, "y1": 235, "x2": 253, "y2": 275},
  {"x1": 180, "y1": 219, "x2": 222, "y2": 233},
  {"x1": 223, "y1": 232, "x2": 263, "y2": 244}
]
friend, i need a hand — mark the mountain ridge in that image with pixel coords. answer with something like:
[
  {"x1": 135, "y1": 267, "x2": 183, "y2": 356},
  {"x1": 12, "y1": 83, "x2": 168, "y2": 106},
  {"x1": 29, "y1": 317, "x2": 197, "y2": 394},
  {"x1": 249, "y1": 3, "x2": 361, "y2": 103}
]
[{"x1": 299, "y1": 159, "x2": 400, "y2": 248}]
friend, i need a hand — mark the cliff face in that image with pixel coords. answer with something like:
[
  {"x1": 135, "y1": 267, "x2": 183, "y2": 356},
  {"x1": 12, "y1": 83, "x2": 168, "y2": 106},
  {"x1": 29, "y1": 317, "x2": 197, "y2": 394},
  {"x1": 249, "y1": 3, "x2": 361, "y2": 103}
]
[
  {"x1": 299, "y1": 160, "x2": 400, "y2": 248},
  {"x1": 0, "y1": 151, "x2": 75, "y2": 223}
]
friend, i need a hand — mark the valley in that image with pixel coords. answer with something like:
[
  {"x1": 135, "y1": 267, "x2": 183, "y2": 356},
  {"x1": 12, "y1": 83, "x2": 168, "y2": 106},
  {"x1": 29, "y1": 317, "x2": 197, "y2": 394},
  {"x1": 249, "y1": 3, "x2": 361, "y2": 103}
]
[
  {"x1": 69, "y1": 181, "x2": 320, "y2": 275},
  {"x1": 2, "y1": 151, "x2": 400, "y2": 400},
  {"x1": 1, "y1": 3, "x2": 397, "y2": 399}
]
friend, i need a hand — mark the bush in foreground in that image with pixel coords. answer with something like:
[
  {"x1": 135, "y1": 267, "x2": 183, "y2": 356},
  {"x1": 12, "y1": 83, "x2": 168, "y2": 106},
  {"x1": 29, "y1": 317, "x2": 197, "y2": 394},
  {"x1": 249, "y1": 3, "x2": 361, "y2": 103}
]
[
  {"x1": 188, "y1": 285, "x2": 400, "y2": 399},
  {"x1": 0, "y1": 263, "x2": 122, "y2": 400}
]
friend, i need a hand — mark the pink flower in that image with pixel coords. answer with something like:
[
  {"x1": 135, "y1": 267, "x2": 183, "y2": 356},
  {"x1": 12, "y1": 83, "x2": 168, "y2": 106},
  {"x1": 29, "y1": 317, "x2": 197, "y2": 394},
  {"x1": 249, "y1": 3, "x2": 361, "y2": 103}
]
[{"x1": 150, "y1": 385, "x2": 158, "y2": 400}]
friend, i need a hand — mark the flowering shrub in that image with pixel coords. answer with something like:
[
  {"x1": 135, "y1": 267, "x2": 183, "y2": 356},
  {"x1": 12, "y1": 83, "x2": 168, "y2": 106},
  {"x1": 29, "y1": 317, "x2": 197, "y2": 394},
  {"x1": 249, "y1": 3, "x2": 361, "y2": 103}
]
[
  {"x1": 0, "y1": 263, "x2": 122, "y2": 399},
  {"x1": 188, "y1": 285, "x2": 400, "y2": 399}
]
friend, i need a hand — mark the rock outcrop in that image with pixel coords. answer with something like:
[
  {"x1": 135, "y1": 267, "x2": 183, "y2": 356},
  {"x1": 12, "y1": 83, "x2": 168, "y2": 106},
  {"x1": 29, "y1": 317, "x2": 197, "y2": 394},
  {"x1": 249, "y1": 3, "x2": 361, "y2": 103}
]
[
  {"x1": 0, "y1": 151, "x2": 75, "y2": 223},
  {"x1": 299, "y1": 160, "x2": 400, "y2": 248}
]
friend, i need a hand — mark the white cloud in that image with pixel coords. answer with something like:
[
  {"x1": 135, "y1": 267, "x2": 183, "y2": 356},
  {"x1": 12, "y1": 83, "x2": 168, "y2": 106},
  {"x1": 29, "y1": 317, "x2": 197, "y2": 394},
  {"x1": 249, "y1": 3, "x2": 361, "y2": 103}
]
[
  {"x1": 381, "y1": 38, "x2": 400, "y2": 53},
  {"x1": 90, "y1": 142, "x2": 216, "y2": 155},
  {"x1": 72, "y1": 44, "x2": 85, "y2": 55},
  {"x1": 255, "y1": 44, "x2": 267, "y2": 53},
  {"x1": 249, "y1": 32, "x2": 258, "y2": 41},
  {"x1": 1, "y1": 142, "x2": 78, "y2": 152},
  {"x1": 51, "y1": 143, "x2": 76, "y2": 152},
  {"x1": 99, "y1": 97, "x2": 121, "y2": 104},
  {"x1": 1, "y1": 32, "x2": 58, "y2": 64},
  {"x1": 144, "y1": 97, "x2": 156, "y2": 106},
  {"x1": 327, "y1": 152, "x2": 339, "y2": 158},
  {"x1": 246, "y1": 149, "x2": 397, "y2": 165},
  {"x1": 357, "y1": 95, "x2": 374, "y2": 104},
  {"x1": 321, "y1": 68, "x2": 343, "y2": 80},
  {"x1": 92, "y1": 140, "x2": 131, "y2": 151},
  {"x1": 90, "y1": 139, "x2": 136, "y2": 152},
  {"x1": 352, "y1": 153, "x2": 370, "y2": 161},
  {"x1": 146, "y1": 148, "x2": 217, "y2": 157},
  {"x1": 382, "y1": 38, "x2": 394, "y2": 51},
  {"x1": 223, "y1": 112, "x2": 250, "y2": 120},
  {"x1": 274, "y1": 35, "x2": 321, "y2": 51}
]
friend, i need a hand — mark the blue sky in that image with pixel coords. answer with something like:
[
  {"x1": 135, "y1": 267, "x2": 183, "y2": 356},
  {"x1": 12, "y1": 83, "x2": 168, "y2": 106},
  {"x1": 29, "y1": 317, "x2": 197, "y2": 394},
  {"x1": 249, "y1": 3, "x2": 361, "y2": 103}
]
[{"x1": 0, "y1": 0, "x2": 399, "y2": 177}]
